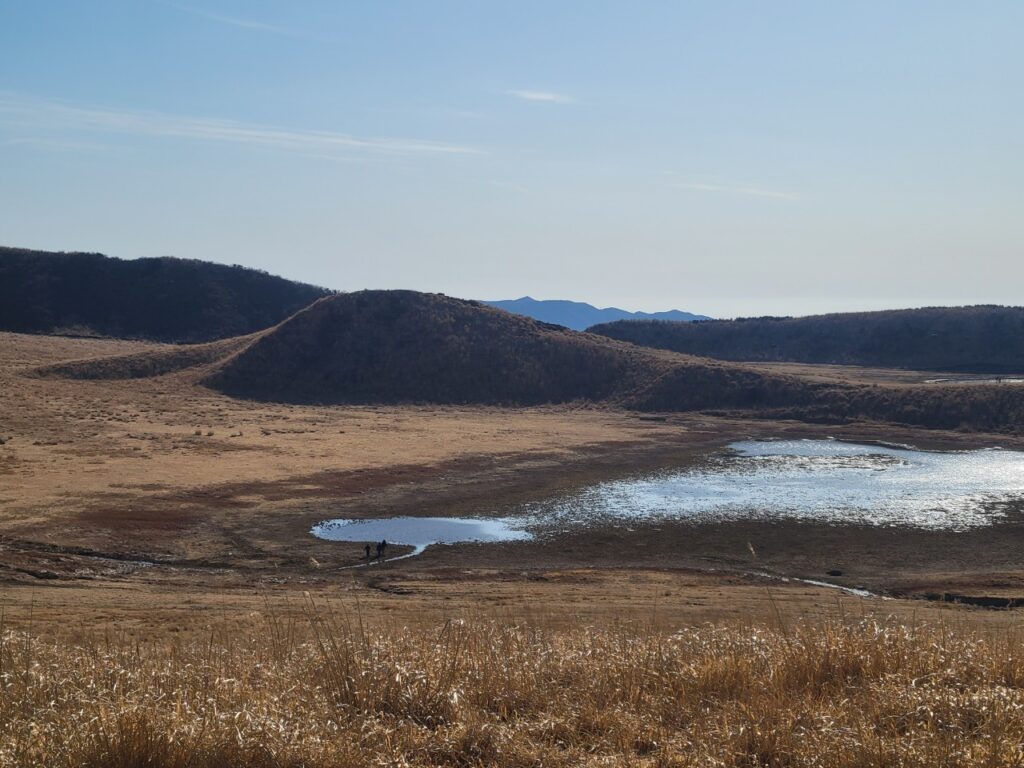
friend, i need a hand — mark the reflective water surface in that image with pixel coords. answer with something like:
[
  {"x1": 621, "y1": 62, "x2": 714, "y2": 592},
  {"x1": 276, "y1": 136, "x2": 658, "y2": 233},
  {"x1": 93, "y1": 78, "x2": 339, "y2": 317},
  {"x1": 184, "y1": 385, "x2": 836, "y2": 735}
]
[
  {"x1": 312, "y1": 440, "x2": 1024, "y2": 557},
  {"x1": 311, "y1": 516, "x2": 532, "y2": 555},
  {"x1": 515, "y1": 439, "x2": 1024, "y2": 531},
  {"x1": 926, "y1": 377, "x2": 1024, "y2": 385}
]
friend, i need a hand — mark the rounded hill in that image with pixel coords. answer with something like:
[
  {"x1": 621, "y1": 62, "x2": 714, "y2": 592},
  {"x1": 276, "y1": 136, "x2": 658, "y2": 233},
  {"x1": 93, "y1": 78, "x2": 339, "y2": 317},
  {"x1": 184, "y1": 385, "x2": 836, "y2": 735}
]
[
  {"x1": 201, "y1": 290, "x2": 676, "y2": 405},
  {"x1": 33, "y1": 289, "x2": 1024, "y2": 434}
]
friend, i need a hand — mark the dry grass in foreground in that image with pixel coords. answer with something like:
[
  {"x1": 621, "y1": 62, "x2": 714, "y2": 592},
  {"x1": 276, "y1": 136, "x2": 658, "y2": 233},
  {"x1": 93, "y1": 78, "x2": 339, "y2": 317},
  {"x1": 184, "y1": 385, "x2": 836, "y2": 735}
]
[{"x1": 2, "y1": 602, "x2": 1024, "y2": 767}]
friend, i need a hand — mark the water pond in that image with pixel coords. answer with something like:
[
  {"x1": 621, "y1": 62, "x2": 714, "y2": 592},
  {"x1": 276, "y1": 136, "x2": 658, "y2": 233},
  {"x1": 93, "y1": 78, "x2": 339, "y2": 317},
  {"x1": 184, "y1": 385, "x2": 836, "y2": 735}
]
[
  {"x1": 311, "y1": 516, "x2": 532, "y2": 558},
  {"x1": 518, "y1": 439, "x2": 1024, "y2": 532},
  {"x1": 312, "y1": 439, "x2": 1024, "y2": 556}
]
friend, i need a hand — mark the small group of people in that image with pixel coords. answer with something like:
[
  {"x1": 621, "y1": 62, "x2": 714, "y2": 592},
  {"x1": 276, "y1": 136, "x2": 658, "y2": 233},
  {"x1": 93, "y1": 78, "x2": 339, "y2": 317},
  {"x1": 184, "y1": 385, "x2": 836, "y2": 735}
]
[{"x1": 364, "y1": 539, "x2": 389, "y2": 561}]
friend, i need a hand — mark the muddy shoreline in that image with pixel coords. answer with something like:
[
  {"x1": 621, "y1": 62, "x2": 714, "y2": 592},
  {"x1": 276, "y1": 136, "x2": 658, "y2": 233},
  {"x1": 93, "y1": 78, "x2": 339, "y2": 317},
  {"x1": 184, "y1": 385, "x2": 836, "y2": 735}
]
[
  {"x1": 6, "y1": 418, "x2": 1024, "y2": 603},
  {"x1": 291, "y1": 424, "x2": 1024, "y2": 606},
  {"x1": 5, "y1": 328, "x2": 1024, "y2": 627}
]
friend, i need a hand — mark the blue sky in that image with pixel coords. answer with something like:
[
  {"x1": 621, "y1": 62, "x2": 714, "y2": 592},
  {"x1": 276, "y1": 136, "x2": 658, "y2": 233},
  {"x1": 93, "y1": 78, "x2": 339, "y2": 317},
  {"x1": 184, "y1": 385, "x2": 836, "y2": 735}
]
[{"x1": 1, "y1": 1, "x2": 1021, "y2": 317}]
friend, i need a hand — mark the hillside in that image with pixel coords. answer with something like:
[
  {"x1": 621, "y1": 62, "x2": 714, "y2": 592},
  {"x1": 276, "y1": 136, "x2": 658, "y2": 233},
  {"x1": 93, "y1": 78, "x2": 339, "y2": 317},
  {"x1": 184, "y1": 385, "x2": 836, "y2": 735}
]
[
  {"x1": 35, "y1": 289, "x2": 1023, "y2": 434},
  {"x1": 591, "y1": 306, "x2": 1024, "y2": 373},
  {"x1": 203, "y1": 291, "x2": 684, "y2": 405},
  {"x1": 0, "y1": 246, "x2": 332, "y2": 342},
  {"x1": 484, "y1": 296, "x2": 708, "y2": 331},
  {"x1": 39, "y1": 289, "x2": 788, "y2": 405}
]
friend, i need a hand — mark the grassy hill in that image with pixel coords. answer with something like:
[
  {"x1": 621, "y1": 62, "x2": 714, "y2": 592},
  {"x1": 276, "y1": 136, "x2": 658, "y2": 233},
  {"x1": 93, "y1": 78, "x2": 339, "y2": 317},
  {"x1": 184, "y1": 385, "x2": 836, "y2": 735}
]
[
  {"x1": 203, "y1": 290, "x2": 683, "y2": 405},
  {"x1": 589, "y1": 306, "x2": 1024, "y2": 373},
  {"x1": 38, "y1": 289, "x2": 811, "y2": 408},
  {"x1": 37, "y1": 289, "x2": 1024, "y2": 434},
  {"x1": 0, "y1": 246, "x2": 331, "y2": 342}
]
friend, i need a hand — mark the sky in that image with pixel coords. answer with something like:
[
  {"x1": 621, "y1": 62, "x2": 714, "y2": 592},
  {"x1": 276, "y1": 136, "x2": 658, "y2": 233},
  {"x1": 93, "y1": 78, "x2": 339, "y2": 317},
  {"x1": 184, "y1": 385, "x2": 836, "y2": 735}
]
[{"x1": 1, "y1": 1, "x2": 1021, "y2": 318}]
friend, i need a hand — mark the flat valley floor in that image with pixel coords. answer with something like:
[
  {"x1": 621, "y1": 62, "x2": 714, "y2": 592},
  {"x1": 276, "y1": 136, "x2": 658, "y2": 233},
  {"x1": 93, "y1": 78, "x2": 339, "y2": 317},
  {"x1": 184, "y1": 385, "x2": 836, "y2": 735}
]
[{"x1": 4, "y1": 331, "x2": 1024, "y2": 638}]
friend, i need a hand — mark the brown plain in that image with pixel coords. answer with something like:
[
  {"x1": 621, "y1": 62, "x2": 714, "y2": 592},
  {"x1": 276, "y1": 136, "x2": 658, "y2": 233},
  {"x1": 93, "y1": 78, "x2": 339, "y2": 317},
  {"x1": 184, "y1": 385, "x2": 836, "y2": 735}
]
[{"x1": 4, "y1": 331, "x2": 1024, "y2": 767}]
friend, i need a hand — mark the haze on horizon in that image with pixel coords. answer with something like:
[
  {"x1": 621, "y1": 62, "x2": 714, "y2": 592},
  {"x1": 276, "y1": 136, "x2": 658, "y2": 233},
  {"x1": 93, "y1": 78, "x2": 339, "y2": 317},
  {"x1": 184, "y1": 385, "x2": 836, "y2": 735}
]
[{"x1": 1, "y1": 1, "x2": 1021, "y2": 319}]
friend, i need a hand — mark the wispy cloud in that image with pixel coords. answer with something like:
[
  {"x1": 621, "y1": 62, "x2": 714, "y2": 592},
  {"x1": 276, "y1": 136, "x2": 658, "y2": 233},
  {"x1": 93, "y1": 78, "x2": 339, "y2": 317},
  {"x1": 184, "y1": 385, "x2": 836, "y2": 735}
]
[
  {"x1": 161, "y1": 1, "x2": 295, "y2": 35},
  {"x1": 0, "y1": 136, "x2": 109, "y2": 152},
  {"x1": 0, "y1": 93, "x2": 483, "y2": 157},
  {"x1": 505, "y1": 89, "x2": 575, "y2": 104},
  {"x1": 670, "y1": 180, "x2": 799, "y2": 200}
]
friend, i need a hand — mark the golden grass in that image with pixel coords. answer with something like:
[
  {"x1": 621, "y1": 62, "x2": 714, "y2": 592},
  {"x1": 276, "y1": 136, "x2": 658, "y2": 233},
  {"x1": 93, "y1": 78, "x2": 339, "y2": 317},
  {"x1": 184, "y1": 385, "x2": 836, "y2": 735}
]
[{"x1": 3, "y1": 600, "x2": 1024, "y2": 767}]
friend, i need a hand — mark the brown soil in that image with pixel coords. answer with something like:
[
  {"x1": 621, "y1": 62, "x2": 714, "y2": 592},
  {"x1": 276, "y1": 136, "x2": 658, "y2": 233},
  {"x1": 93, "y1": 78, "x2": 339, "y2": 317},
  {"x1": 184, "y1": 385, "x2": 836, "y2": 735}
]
[{"x1": 4, "y1": 331, "x2": 1024, "y2": 639}]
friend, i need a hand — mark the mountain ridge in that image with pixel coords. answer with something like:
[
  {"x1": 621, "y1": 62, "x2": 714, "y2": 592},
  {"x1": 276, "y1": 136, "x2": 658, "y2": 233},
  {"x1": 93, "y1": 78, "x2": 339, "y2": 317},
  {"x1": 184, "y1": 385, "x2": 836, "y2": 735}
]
[
  {"x1": 484, "y1": 296, "x2": 709, "y2": 331},
  {"x1": 0, "y1": 246, "x2": 332, "y2": 343},
  {"x1": 589, "y1": 306, "x2": 1024, "y2": 373}
]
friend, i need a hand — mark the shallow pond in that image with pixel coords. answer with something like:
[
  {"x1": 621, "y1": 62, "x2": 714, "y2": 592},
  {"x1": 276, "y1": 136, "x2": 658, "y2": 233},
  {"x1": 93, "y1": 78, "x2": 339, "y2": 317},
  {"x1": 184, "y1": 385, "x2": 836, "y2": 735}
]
[
  {"x1": 311, "y1": 516, "x2": 532, "y2": 557},
  {"x1": 312, "y1": 439, "x2": 1024, "y2": 556},
  {"x1": 517, "y1": 439, "x2": 1024, "y2": 532}
]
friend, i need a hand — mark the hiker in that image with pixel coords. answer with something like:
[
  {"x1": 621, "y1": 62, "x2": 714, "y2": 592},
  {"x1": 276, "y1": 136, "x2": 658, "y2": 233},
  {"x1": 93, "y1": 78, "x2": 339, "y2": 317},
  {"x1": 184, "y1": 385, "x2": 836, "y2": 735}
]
[
  {"x1": 364, "y1": 543, "x2": 371, "y2": 561},
  {"x1": 379, "y1": 539, "x2": 388, "y2": 559},
  {"x1": 375, "y1": 540, "x2": 383, "y2": 560}
]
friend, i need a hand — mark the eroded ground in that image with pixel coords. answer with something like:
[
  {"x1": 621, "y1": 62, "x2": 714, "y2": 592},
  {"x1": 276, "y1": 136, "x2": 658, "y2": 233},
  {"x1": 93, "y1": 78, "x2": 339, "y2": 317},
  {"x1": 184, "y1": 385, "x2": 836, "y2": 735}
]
[{"x1": 3, "y1": 331, "x2": 1024, "y2": 637}]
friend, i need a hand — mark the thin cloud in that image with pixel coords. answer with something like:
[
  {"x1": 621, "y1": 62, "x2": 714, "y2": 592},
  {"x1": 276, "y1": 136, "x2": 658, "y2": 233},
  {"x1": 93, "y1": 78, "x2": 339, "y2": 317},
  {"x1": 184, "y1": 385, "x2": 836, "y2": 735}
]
[
  {"x1": 670, "y1": 180, "x2": 799, "y2": 200},
  {"x1": 506, "y1": 90, "x2": 575, "y2": 104},
  {"x1": 0, "y1": 94, "x2": 483, "y2": 157},
  {"x1": 162, "y1": 1, "x2": 295, "y2": 35},
  {"x1": 0, "y1": 137, "x2": 109, "y2": 152}
]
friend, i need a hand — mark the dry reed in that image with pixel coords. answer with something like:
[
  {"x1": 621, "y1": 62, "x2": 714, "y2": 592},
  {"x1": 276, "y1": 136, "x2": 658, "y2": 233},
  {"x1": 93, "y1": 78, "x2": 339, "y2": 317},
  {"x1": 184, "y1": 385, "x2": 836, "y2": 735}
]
[{"x1": 2, "y1": 600, "x2": 1023, "y2": 767}]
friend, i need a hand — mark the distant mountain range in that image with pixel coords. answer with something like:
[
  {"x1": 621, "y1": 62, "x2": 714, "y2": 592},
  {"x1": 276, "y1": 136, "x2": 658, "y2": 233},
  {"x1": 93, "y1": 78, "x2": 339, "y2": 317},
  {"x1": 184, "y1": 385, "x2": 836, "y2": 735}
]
[
  {"x1": 8, "y1": 246, "x2": 1023, "y2": 382},
  {"x1": 483, "y1": 296, "x2": 709, "y2": 331},
  {"x1": 2, "y1": 248, "x2": 711, "y2": 342}
]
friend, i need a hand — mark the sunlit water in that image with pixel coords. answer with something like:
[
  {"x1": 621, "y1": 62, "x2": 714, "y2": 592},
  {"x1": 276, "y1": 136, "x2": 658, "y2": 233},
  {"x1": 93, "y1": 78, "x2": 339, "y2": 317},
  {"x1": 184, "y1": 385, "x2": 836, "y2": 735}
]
[
  {"x1": 926, "y1": 377, "x2": 1024, "y2": 385},
  {"x1": 311, "y1": 516, "x2": 532, "y2": 556},
  {"x1": 516, "y1": 440, "x2": 1024, "y2": 532},
  {"x1": 312, "y1": 440, "x2": 1024, "y2": 556}
]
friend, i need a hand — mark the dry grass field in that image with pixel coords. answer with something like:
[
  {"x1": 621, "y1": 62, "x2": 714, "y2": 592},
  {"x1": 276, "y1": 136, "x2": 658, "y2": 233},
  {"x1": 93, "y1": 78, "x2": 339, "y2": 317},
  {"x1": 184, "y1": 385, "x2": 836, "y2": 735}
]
[
  {"x1": 4, "y1": 331, "x2": 1024, "y2": 766},
  {"x1": 4, "y1": 607, "x2": 1024, "y2": 767}
]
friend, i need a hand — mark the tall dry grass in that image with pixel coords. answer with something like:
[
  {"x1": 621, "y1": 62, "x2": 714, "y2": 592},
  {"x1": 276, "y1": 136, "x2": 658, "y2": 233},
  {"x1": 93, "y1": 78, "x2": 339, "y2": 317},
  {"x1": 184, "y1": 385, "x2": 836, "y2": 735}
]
[{"x1": 2, "y1": 600, "x2": 1024, "y2": 767}]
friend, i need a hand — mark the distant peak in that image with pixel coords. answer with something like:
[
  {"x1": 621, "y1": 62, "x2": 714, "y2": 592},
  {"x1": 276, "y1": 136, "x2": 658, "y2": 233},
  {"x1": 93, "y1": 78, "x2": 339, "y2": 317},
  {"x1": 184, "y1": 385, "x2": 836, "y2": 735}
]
[{"x1": 482, "y1": 296, "x2": 709, "y2": 331}]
